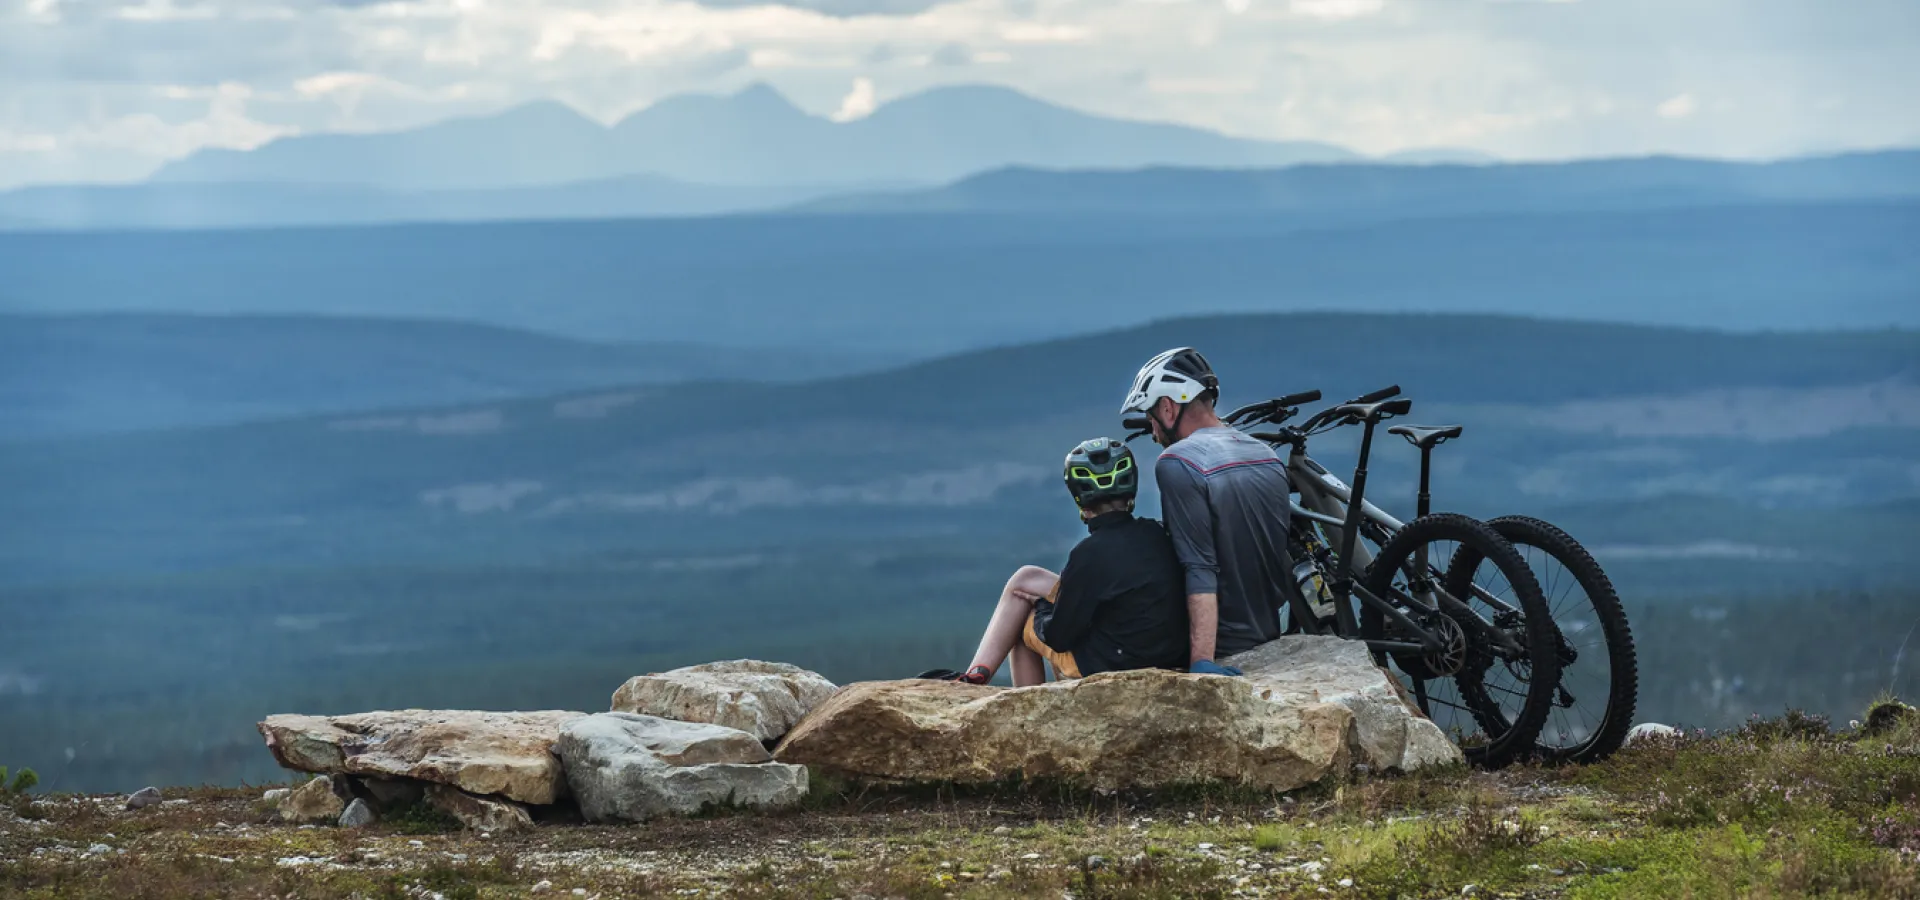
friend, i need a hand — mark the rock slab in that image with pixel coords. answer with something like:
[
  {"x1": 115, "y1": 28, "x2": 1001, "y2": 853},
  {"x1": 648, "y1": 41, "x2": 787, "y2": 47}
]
[
  {"x1": 611, "y1": 660, "x2": 838, "y2": 744},
  {"x1": 1227, "y1": 636, "x2": 1463, "y2": 772},
  {"x1": 259, "y1": 710, "x2": 584, "y2": 805},
  {"x1": 774, "y1": 669, "x2": 1355, "y2": 791},
  {"x1": 557, "y1": 712, "x2": 809, "y2": 823}
]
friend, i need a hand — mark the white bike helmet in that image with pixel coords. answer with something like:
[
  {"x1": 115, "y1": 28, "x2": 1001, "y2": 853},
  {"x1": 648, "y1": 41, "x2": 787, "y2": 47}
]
[{"x1": 1120, "y1": 347, "x2": 1219, "y2": 415}]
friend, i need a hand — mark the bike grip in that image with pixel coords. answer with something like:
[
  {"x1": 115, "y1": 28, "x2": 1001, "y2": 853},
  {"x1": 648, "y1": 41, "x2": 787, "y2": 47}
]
[
  {"x1": 1353, "y1": 384, "x2": 1401, "y2": 404},
  {"x1": 1275, "y1": 390, "x2": 1323, "y2": 407}
]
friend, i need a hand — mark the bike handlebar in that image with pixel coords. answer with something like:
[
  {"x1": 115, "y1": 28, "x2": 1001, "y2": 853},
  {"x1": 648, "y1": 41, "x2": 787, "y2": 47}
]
[
  {"x1": 1223, "y1": 389, "x2": 1324, "y2": 427},
  {"x1": 1353, "y1": 384, "x2": 1402, "y2": 404},
  {"x1": 1299, "y1": 385, "x2": 1406, "y2": 431}
]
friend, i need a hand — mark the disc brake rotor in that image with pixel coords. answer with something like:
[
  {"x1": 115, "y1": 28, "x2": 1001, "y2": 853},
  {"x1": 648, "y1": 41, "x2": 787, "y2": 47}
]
[{"x1": 1393, "y1": 611, "x2": 1470, "y2": 679}]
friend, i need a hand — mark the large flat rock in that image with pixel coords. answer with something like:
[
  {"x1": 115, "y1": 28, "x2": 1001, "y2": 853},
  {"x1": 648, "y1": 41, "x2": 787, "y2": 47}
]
[
  {"x1": 557, "y1": 713, "x2": 809, "y2": 823},
  {"x1": 773, "y1": 670, "x2": 1355, "y2": 791},
  {"x1": 611, "y1": 660, "x2": 838, "y2": 744},
  {"x1": 259, "y1": 710, "x2": 585, "y2": 806},
  {"x1": 1229, "y1": 636, "x2": 1463, "y2": 772}
]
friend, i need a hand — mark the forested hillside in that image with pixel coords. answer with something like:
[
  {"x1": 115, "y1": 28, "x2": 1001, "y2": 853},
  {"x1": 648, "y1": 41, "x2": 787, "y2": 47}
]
[{"x1": 0, "y1": 313, "x2": 893, "y2": 439}]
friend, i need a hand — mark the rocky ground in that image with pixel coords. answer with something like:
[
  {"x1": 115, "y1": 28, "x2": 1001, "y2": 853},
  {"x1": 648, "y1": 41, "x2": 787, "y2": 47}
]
[{"x1": 3, "y1": 709, "x2": 1917, "y2": 900}]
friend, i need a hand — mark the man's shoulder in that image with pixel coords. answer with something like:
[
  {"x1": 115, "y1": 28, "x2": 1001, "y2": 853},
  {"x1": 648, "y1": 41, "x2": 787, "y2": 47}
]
[{"x1": 1160, "y1": 428, "x2": 1281, "y2": 476}]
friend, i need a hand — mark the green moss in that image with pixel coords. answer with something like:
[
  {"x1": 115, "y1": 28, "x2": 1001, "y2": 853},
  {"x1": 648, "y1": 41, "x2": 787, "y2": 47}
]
[{"x1": 381, "y1": 799, "x2": 463, "y2": 835}]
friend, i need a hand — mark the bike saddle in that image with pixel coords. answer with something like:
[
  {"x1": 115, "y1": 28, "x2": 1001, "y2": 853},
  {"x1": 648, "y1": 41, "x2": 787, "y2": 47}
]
[
  {"x1": 1334, "y1": 398, "x2": 1413, "y2": 422},
  {"x1": 1389, "y1": 424, "x2": 1464, "y2": 449}
]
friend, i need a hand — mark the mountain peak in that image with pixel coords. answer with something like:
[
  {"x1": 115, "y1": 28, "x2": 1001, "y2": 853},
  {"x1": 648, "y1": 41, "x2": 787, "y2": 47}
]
[
  {"x1": 731, "y1": 82, "x2": 801, "y2": 111},
  {"x1": 614, "y1": 82, "x2": 810, "y2": 132},
  {"x1": 461, "y1": 99, "x2": 603, "y2": 132},
  {"x1": 871, "y1": 83, "x2": 1063, "y2": 118}
]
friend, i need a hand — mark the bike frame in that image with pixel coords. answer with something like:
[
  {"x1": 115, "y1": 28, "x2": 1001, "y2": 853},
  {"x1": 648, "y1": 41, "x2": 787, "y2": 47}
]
[{"x1": 1271, "y1": 427, "x2": 1529, "y2": 659}]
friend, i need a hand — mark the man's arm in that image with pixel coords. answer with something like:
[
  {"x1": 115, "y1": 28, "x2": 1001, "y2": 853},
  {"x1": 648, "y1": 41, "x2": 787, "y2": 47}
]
[
  {"x1": 1186, "y1": 592, "x2": 1219, "y2": 664},
  {"x1": 1156, "y1": 455, "x2": 1219, "y2": 664}
]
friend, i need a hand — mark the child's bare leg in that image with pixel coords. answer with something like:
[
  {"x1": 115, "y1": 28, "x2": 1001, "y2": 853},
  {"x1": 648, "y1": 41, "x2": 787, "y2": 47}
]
[
  {"x1": 1009, "y1": 644, "x2": 1047, "y2": 687},
  {"x1": 965, "y1": 565, "x2": 1059, "y2": 680}
]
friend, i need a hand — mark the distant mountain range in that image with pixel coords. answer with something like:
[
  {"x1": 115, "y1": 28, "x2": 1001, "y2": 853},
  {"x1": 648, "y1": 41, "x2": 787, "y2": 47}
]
[
  {"x1": 0, "y1": 313, "x2": 897, "y2": 440},
  {"x1": 5, "y1": 139, "x2": 1912, "y2": 232},
  {"x1": 150, "y1": 84, "x2": 1365, "y2": 190},
  {"x1": 800, "y1": 150, "x2": 1920, "y2": 215},
  {"x1": 0, "y1": 83, "x2": 1507, "y2": 230},
  {"x1": 4, "y1": 201, "x2": 1914, "y2": 350}
]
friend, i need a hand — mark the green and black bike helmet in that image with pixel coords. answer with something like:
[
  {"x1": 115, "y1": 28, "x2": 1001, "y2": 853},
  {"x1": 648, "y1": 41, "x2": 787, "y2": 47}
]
[{"x1": 1064, "y1": 438, "x2": 1138, "y2": 509}]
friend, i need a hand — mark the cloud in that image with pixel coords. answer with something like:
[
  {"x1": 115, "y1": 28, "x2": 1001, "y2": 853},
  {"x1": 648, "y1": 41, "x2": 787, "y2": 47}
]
[
  {"x1": 928, "y1": 41, "x2": 972, "y2": 65},
  {"x1": 1656, "y1": 92, "x2": 1697, "y2": 119},
  {"x1": 997, "y1": 21, "x2": 1089, "y2": 44},
  {"x1": 831, "y1": 75, "x2": 877, "y2": 120},
  {"x1": 688, "y1": 0, "x2": 955, "y2": 15},
  {"x1": 0, "y1": 78, "x2": 295, "y2": 187},
  {"x1": 1288, "y1": 0, "x2": 1385, "y2": 20}
]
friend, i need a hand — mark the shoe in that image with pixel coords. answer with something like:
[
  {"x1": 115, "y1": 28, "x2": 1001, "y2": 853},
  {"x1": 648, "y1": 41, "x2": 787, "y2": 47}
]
[{"x1": 913, "y1": 666, "x2": 993, "y2": 684}]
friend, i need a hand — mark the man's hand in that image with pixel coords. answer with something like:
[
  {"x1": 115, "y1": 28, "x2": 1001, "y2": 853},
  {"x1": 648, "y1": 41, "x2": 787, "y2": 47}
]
[{"x1": 1189, "y1": 659, "x2": 1243, "y2": 677}]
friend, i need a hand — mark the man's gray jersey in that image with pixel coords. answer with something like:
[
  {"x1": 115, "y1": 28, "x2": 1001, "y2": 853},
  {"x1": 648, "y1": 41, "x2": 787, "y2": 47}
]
[{"x1": 1154, "y1": 426, "x2": 1292, "y2": 657}]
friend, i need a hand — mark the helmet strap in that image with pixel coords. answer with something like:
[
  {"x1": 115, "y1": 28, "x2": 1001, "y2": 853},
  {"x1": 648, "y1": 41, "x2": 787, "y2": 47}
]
[{"x1": 1150, "y1": 399, "x2": 1193, "y2": 446}]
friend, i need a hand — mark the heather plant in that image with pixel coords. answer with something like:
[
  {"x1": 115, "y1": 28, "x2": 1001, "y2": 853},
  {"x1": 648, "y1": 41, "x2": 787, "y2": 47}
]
[{"x1": 0, "y1": 765, "x2": 37, "y2": 797}]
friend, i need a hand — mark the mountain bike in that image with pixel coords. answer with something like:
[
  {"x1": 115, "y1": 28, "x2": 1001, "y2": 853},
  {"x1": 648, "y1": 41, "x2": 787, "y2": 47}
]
[
  {"x1": 1223, "y1": 388, "x2": 1638, "y2": 764},
  {"x1": 1130, "y1": 391, "x2": 1563, "y2": 768}
]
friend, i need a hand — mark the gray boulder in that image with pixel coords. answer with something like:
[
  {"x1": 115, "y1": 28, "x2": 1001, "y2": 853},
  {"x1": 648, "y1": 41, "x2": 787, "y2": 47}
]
[
  {"x1": 556, "y1": 712, "x2": 808, "y2": 823},
  {"x1": 338, "y1": 798, "x2": 376, "y2": 828},
  {"x1": 1227, "y1": 636, "x2": 1462, "y2": 772},
  {"x1": 1624, "y1": 723, "x2": 1681, "y2": 746},
  {"x1": 611, "y1": 660, "x2": 836, "y2": 743}
]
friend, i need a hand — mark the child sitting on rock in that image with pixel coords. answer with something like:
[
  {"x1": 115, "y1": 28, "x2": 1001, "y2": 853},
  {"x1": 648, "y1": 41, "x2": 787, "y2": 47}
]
[{"x1": 935, "y1": 438, "x2": 1189, "y2": 686}]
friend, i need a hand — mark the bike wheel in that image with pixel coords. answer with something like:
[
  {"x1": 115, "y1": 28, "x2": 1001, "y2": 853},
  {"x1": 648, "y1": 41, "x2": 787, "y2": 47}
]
[
  {"x1": 1360, "y1": 513, "x2": 1560, "y2": 769},
  {"x1": 1463, "y1": 515, "x2": 1638, "y2": 763}
]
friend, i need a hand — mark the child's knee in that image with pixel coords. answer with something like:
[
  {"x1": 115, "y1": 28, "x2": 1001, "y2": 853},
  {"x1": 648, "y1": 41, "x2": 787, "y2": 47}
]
[{"x1": 1011, "y1": 564, "x2": 1050, "y2": 583}]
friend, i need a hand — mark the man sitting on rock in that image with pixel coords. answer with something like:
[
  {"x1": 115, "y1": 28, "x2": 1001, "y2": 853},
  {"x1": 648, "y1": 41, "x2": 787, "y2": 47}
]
[
  {"x1": 1121, "y1": 347, "x2": 1292, "y2": 676},
  {"x1": 939, "y1": 438, "x2": 1189, "y2": 686}
]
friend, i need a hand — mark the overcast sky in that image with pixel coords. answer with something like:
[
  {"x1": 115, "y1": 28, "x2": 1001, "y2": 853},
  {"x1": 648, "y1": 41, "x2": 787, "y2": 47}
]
[{"x1": 3, "y1": 0, "x2": 1916, "y2": 188}]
